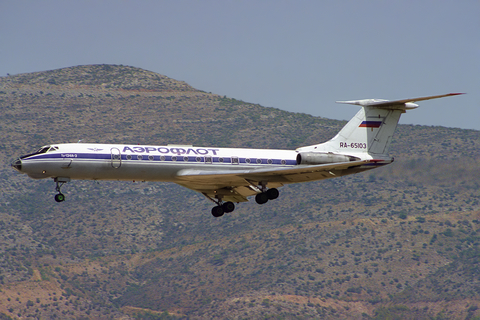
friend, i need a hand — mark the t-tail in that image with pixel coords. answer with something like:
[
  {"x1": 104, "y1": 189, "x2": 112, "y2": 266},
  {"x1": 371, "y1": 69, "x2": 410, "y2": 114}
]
[{"x1": 296, "y1": 93, "x2": 464, "y2": 162}]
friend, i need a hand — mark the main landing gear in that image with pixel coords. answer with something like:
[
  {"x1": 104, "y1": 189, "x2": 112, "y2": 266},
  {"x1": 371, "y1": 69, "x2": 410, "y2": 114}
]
[
  {"x1": 255, "y1": 188, "x2": 279, "y2": 205},
  {"x1": 210, "y1": 187, "x2": 280, "y2": 217},
  {"x1": 53, "y1": 177, "x2": 70, "y2": 202},
  {"x1": 211, "y1": 201, "x2": 235, "y2": 218}
]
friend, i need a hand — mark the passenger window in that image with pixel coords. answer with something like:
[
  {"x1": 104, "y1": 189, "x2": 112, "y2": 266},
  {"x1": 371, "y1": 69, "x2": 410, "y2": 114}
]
[
  {"x1": 126, "y1": 155, "x2": 132, "y2": 160},
  {"x1": 137, "y1": 155, "x2": 143, "y2": 160},
  {"x1": 256, "y1": 159, "x2": 262, "y2": 164}
]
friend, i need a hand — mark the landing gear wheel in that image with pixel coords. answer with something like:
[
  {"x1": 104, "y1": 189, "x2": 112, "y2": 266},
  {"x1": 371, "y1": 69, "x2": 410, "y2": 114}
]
[
  {"x1": 222, "y1": 201, "x2": 235, "y2": 213},
  {"x1": 266, "y1": 188, "x2": 279, "y2": 200},
  {"x1": 54, "y1": 193, "x2": 65, "y2": 202},
  {"x1": 53, "y1": 177, "x2": 70, "y2": 203},
  {"x1": 255, "y1": 192, "x2": 269, "y2": 205},
  {"x1": 211, "y1": 206, "x2": 224, "y2": 218}
]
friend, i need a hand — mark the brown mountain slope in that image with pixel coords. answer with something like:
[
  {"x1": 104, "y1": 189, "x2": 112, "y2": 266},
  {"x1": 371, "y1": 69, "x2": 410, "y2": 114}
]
[{"x1": 0, "y1": 65, "x2": 479, "y2": 319}]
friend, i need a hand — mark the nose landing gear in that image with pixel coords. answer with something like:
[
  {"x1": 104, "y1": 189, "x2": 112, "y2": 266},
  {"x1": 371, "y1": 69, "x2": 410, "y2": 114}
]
[
  {"x1": 53, "y1": 177, "x2": 70, "y2": 202},
  {"x1": 54, "y1": 193, "x2": 65, "y2": 202}
]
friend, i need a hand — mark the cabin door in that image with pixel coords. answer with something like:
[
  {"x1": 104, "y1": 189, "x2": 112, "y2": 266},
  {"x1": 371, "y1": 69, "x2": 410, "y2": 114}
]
[{"x1": 110, "y1": 148, "x2": 122, "y2": 168}]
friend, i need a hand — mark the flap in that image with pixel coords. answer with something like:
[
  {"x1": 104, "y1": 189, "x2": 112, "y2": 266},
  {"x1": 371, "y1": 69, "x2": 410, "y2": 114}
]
[{"x1": 175, "y1": 160, "x2": 370, "y2": 202}]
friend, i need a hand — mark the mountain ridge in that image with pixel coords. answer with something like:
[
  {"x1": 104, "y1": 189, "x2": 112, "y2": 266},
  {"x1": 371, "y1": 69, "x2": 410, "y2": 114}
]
[{"x1": 1, "y1": 64, "x2": 195, "y2": 92}]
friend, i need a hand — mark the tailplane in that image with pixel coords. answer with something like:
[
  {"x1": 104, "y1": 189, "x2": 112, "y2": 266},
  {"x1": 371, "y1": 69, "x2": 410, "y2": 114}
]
[{"x1": 297, "y1": 93, "x2": 464, "y2": 158}]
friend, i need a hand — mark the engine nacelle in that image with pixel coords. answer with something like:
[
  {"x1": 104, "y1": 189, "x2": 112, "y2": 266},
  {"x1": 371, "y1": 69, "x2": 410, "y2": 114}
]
[{"x1": 296, "y1": 152, "x2": 359, "y2": 165}]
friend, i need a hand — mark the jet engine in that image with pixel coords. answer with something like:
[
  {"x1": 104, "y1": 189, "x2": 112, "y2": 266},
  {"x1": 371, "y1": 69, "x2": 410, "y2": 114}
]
[{"x1": 296, "y1": 152, "x2": 359, "y2": 165}]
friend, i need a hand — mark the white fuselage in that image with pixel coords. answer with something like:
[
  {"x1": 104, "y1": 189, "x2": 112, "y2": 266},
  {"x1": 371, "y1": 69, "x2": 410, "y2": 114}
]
[{"x1": 17, "y1": 143, "x2": 301, "y2": 182}]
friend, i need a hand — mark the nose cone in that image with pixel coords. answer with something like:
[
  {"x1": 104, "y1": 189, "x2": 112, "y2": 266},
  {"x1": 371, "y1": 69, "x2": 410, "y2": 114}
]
[{"x1": 11, "y1": 158, "x2": 22, "y2": 172}]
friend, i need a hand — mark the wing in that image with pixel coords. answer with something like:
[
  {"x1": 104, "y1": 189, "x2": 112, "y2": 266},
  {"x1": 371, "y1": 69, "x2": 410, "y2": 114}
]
[{"x1": 175, "y1": 160, "x2": 370, "y2": 203}]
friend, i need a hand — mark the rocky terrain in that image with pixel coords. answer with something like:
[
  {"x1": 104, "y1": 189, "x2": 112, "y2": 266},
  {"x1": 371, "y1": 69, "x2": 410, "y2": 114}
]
[{"x1": 0, "y1": 65, "x2": 479, "y2": 319}]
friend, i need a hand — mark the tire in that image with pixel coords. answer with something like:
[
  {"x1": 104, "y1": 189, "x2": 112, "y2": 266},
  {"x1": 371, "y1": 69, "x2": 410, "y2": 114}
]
[
  {"x1": 222, "y1": 201, "x2": 235, "y2": 213},
  {"x1": 255, "y1": 192, "x2": 269, "y2": 205},
  {"x1": 211, "y1": 206, "x2": 224, "y2": 217},
  {"x1": 266, "y1": 188, "x2": 279, "y2": 200},
  {"x1": 54, "y1": 193, "x2": 65, "y2": 202}
]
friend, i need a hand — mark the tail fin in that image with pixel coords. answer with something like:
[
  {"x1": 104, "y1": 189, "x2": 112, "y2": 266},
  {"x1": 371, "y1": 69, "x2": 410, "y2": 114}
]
[{"x1": 297, "y1": 93, "x2": 464, "y2": 157}]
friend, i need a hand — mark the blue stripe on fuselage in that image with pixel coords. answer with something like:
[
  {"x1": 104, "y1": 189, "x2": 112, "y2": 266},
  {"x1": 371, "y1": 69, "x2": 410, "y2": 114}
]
[{"x1": 22, "y1": 153, "x2": 298, "y2": 166}]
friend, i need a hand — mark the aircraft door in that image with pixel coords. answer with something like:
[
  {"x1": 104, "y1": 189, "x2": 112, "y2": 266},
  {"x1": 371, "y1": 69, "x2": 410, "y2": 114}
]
[{"x1": 110, "y1": 148, "x2": 121, "y2": 168}]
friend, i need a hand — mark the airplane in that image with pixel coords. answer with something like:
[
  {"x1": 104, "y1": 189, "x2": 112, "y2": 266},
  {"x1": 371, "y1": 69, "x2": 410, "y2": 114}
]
[{"x1": 11, "y1": 93, "x2": 462, "y2": 217}]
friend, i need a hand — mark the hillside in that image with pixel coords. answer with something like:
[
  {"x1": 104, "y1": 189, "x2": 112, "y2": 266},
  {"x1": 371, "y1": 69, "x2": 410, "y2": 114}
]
[{"x1": 0, "y1": 65, "x2": 479, "y2": 319}]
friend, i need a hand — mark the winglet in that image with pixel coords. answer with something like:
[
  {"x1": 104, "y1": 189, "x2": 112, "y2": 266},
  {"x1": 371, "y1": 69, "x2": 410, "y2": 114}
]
[{"x1": 337, "y1": 93, "x2": 465, "y2": 110}]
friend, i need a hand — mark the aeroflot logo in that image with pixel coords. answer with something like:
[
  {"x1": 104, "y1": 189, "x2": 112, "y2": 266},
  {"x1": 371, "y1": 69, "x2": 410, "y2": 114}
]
[{"x1": 122, "y1": 146, "x2": 220, "y2": 155}]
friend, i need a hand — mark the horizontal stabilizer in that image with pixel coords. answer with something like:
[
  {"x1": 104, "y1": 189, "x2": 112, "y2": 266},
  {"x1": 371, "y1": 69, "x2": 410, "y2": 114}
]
[{"x1": 337, "y1": 93, "x2": 464, "y2": 110}]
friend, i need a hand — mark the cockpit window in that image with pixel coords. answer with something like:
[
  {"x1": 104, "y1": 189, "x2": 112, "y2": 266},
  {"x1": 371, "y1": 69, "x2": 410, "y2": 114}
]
[
  {"x1": 35, "y1": 146, "x2": 58, "y2": 154},
  {"x1": 36, "y1": 146, "x2": 51, "y2": 154},
  {"x1": 20, "y1": 145, "x2": 57, "y2": 159}
]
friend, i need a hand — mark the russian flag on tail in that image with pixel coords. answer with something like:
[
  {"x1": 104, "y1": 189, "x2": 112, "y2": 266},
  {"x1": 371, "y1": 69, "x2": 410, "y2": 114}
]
[{"x1": 359, "y1": 121, "x2": 382, "y2": 128}]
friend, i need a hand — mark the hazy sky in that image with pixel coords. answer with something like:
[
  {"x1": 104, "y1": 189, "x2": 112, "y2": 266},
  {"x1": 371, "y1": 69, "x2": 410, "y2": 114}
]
[{"x1": 1, "y1": 1, "x2": 479, "y2": 130}]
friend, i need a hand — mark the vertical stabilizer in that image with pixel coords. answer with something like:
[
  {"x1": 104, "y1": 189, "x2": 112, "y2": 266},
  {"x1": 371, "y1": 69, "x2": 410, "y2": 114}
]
[
  {"x1": 296, "y1": 93, "x2": 464, "y2": 158},
  {"x1": 298, "y1": 106, "x2": 402, "y2": 156}
]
